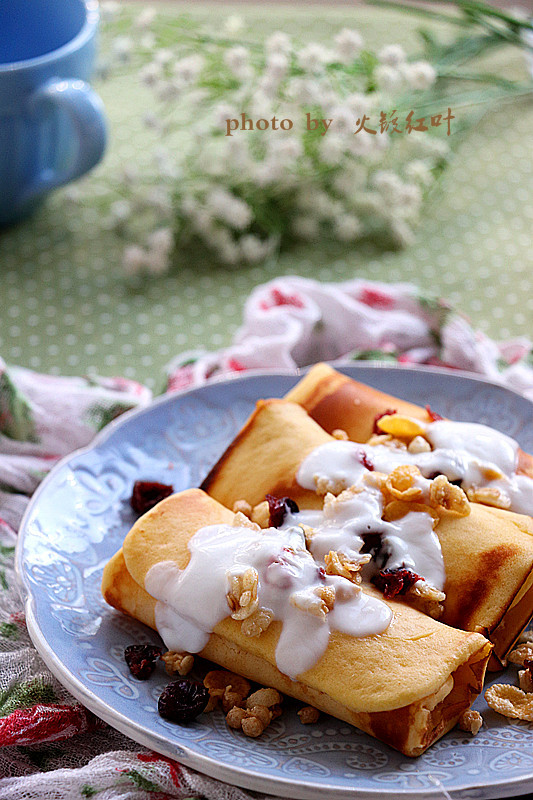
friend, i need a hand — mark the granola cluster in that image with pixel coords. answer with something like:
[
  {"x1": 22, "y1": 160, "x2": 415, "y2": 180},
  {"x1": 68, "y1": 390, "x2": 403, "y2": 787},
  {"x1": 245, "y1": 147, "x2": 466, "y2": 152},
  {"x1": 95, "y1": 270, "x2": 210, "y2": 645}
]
[{"x1": 202, "y1": 670, "x2": 318, "y2": 737}]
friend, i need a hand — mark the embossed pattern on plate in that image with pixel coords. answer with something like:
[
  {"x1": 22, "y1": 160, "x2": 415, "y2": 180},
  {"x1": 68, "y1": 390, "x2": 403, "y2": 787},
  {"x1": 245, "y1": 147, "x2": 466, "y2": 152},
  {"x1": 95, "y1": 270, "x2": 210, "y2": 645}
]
[{"x1": 17, "y1": 365, "x2": 533, "y2": 800}]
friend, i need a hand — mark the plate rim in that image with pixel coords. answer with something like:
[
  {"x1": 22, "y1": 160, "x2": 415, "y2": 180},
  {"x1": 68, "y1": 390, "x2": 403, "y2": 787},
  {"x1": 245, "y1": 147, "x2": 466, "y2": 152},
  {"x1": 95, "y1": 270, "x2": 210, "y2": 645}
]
[{"x1": 15, "y1": 362, "x2": 533, "y2": 800}]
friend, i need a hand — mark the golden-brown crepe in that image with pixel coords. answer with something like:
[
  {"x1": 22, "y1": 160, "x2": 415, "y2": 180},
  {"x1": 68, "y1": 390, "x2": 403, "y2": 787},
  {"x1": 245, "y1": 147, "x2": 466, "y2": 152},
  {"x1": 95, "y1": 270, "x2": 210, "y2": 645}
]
[
  {"x1": 201, "y1": 400, "x2": 533, "y2": 666},
  {"x1": 285, "y1": 363, "x2": 533, "y2": 479},
  {"x1": 102, "y1": 488, "x2": 491, "y2": 757}
]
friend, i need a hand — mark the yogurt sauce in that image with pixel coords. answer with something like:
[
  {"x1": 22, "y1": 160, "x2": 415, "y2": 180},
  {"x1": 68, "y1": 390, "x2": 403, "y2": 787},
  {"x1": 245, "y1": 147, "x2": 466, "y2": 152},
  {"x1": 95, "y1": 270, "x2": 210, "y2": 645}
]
[
  {"x1": 298, "y1": 419, "x2": 533, "y2": 516},
  {"x1": 285, "y1": 483, "x2": 445, "y2": 591},
  {"x1": 145, "y1": 522, "x2": 392, "y2": 680}
]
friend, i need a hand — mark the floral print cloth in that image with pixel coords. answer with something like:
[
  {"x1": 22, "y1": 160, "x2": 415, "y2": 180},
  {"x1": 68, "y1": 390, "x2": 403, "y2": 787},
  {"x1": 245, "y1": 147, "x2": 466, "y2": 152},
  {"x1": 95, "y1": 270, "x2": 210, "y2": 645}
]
[{"x1": 0, "y1": 277, "x2": 532, "y2": 799}]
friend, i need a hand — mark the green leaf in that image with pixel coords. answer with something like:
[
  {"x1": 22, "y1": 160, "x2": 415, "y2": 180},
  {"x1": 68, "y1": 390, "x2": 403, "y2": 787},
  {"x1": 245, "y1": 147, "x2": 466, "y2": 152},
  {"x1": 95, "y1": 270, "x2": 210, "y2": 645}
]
[
  {"x1": 81, "y1": 787, "x2": 97, "y2": 798},
  {"x1": 84, "y1": 402, "x2": 132, "y2": 432},
  {"x1": 0, "y1": 677, "x2": 57, "y2": 718},
  {"x1": 0, "y1": 622, "x2": 18, "y2": 640},
  {"x1": 124, "y1": 769, "x2": 162, "y2": 792}
]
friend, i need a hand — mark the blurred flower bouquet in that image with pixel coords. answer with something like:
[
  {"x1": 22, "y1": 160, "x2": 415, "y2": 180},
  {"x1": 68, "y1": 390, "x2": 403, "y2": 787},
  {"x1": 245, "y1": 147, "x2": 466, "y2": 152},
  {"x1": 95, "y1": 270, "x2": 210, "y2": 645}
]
[{"x1": 100, "y1": 1, "x2": 531, "y2": 275}]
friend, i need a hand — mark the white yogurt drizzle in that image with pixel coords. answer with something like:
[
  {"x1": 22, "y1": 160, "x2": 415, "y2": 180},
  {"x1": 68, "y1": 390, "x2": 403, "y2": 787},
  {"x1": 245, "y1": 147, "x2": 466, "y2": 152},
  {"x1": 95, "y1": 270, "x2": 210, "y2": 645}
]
[
  {"x1": 145, "y1": 523, "x2": 392, "y2": 680},
  {"x1": 298, "y1": 419, "x2": 533, "y2": 516},
  {"x1": 286, "y1": 479, "x2": 445, "y2": 591}
]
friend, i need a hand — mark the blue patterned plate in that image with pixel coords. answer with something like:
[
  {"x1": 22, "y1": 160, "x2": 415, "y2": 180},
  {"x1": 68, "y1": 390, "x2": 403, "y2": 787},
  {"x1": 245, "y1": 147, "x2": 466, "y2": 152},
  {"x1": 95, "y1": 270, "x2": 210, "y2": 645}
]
[{"x1": 17, "y1": 365, "x2": 533, "y2": 799}]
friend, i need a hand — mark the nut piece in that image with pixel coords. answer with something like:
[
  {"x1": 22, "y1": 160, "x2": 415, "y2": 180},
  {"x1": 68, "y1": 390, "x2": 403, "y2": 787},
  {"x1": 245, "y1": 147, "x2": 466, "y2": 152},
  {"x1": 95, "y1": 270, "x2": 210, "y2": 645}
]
[
  {"x1": 232, "y1": 499, "x2": 252, "y2": 517},
  {"x1": 232, "y1": 511, "x2": 260, "y2": 530},
  {"x1": 226, "y1": 706, "x2": 247, "y2": 729},
  {"x1": 226, "y1": 567, "x2": 259, "y2": 620},
  {"x1": 485, "y1": 684, "x2": 533, "y2": 721},
  {"x1": 226, "y1": 703, "x2": 274, "y2": 737},
  {"x1": 466, "y1": 486, "x2": 511, "y2": 510},
  {"x1": 290, "y1": 586, "x2": 335, "y2": 619},
  {"x1": 298, "y1": 705, "x2": 320, "y2": 724},
  {"x1": 246, "y1": 688, "x2": 282, "y2": 709},
  {"x1": 204, "y1": 670, "x2": 251, "y2": 713},
  {"x1": 429, "y1": 475, "x2": 470, "y2": 517},
  {"x1": 406, "y1": 580, "x2": 445, "y2": 620},
  {"x1": 315, "y1": 475, "x2": 347, "y2": 496},
  {"x1": 458, "y1": 709, "x2": 483, "y2": 735},
  {"x1": 332, "y1": 428, "x2": 349, "y2": 441},
  {"x1": 161, "y1": 651, "x2": 194, "y2": 677},
  {"x1": 507, "y1": 642, "x2": 533, "y2": 666},
  {"x1": 241, "y1": 608, "x2": 274, "y2": 637},
  {"x1": 324, "y1": 550, "x2": 364, "y2": 584},
  {"x1": 408, "y1": 435, "x2": 431, "y2": 454},
  {"x1": 251, "y1": 500, "x2": 270, "y2": 528},
  {"x1": 519, "y1": 669, "x2": 533, "y2": 693}
]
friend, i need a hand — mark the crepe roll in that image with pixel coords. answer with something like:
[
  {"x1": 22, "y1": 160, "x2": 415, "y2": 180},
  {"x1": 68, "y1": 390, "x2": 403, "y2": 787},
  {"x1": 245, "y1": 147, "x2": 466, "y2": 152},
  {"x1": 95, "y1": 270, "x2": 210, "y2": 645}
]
[
  {"x1": 285, "y1": 363, "x2": 533, "y2": 482},
  {"x1": 102, "y1": 488, "x2": 491, "y2": 757},
  {"x1": 201, "y1": 400, "x2": 533, "y2": 665}
]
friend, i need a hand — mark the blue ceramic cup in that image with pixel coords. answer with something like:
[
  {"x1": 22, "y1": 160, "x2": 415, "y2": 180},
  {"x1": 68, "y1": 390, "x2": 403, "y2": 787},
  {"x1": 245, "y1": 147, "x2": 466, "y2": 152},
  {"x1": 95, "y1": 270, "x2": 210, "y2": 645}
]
[{"x1": 0, "y1": 0, "x2": 107, "y2": 227}]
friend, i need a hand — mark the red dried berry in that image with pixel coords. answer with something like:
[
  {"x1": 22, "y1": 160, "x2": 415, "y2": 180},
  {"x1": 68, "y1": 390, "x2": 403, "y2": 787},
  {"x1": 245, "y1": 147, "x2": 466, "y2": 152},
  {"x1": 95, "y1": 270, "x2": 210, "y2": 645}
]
[
  {"x1": 131, "y1": 481, "x2": 173, "y2": 514},
  {"x1": 372, "y1": 567, "x2": 421, "y2": 600},
  {"x1": 358, "y1": 451, "x2": 374, "y2": 471},
  {"x1": 158, "y1": 679, "x2": 209, "y2": 723},
  {"x1": 266, "y1": 495, "x2": 300, "y2": 528},
  {"x1": 372, "y1": 409, "x2": 397, "y2": 434},
  {"x1": 124, "y1": 644, "x2": 163, "y2": 680},
  {"x1": 425, "y1": 405, "x2": 443, "y2": 422}
]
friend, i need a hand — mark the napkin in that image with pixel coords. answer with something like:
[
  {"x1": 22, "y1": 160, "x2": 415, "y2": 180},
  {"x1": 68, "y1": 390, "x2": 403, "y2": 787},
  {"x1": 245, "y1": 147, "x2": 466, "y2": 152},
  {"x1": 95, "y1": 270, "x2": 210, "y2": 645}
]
[{"x1": 0, "y1": 277, "x2": 531, "y2": 799}]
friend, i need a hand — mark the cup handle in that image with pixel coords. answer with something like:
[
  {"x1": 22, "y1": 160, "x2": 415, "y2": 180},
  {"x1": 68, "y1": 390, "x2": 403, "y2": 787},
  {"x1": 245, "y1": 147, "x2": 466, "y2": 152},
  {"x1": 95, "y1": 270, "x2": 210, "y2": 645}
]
[{"x1": 20, "y1": 77, "x2": 107, "y2": 204}]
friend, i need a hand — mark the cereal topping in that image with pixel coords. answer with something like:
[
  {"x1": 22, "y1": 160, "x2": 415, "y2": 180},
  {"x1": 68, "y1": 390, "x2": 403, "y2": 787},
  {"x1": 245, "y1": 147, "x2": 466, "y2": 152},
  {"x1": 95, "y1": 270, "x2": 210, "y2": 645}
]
[
  {"x1": 298, "y1": 705, "x2": 320, "y2": 724},
  {"x1": 458, "y1": 709, "x2": 483, "y2": 735},
  {"x1": 162, "y1": 651, "x2": 194, "y2": 676},
  {"x1": 485, "y1": 683, "x2": 533, "y2": 721},
  {"x1": 226, "y1": 567, "x2": 259, "y2": 620}
]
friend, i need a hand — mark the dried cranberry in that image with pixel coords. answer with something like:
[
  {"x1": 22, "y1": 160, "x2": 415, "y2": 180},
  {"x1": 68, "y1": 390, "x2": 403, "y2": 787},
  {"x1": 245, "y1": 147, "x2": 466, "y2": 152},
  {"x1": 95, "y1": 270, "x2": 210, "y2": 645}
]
[
  {"x1": 425, "y1": 405, "x2": 443, "y2": 422},
  {"x1": 158, "y1": 679, "x2": 209, "y2": 723},
  {"x1": 372, "y1": 409, "x2": 397, "y2": 434},
  {"x1": 372, "y1": 567, "x2": 421, "y2": 600},
  {"x1": 131, "y1": 480, "x2": 173, "y2": 514},
  {"x1": 266, "y1": 495, "x2": 299, "y2": 528},
  {"x1": 124, "y1": 644, "x2": 163, "y2": 680},
  {"x1": 358, "y1": 451, "x2": 374, "y2": 471},
  {"x1": 316, "y1": 566, "x2": 326, "y2": 581}
]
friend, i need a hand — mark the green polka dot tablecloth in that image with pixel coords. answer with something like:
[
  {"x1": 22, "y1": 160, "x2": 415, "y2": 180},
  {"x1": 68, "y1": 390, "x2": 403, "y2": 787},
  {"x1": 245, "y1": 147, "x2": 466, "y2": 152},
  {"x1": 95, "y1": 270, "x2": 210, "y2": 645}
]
[{"x1": 0, "y1": 2, "x2": 532, "y2": 391}]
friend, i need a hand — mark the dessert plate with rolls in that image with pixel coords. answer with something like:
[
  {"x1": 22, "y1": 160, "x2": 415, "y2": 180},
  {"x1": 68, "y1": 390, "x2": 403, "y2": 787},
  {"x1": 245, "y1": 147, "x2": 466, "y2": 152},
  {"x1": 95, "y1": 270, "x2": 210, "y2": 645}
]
[{"x1": 17, "y1": 363, "x2": 533, "y2": 799}]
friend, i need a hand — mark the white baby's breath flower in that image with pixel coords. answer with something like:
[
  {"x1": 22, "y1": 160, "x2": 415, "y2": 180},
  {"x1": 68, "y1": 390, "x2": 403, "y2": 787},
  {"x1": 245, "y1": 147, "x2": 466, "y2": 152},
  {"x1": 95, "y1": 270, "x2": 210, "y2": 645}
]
[
  {"x1": 213, "y1": 103, "x2": 238, "y2": 131},
  {"x1": 154, "y1": 49, "x2": 174, "y2": 66},
  {"x1": 404, "y1": 61, "x2": 437, "y2": 90},
  {"x1": 320, "y1": 134, "x2": 345, "y2": 166},
  {"x1": 292, "y1": 215, "x2": 320, "y2": 239},
  {"x1": 330, "y1": 105, "x2": 357, "y2": 134},
  {"x1": 140, "y1": 33, "x2": 156, "y2": 50},
  {"x1": 374, "y1": 64, "x2": 403, "y2": 92},
  {"x1": 143, "y1": 111, "x2": 163, "y2": 131},
  {"x1": 123, "y1": 245, "x2": 148, "y2": 276},
  {"x1": 223, "y1": 15, "x2": 244, "y2": 35},
  {"x1": 146, "y1": 250, "x2": 170, "y2": 275},
  {"x1": 334, "y1": 213, "x2": 362, "y2": 241},
  {"x1": 135, "y1": 7, "x2": 156, "y2": 29},
  {"x1": 405, "y1": 160, "x2": 434, "y2": 187},
  {"x1": 140, "y1": 61, "x2": 163, "y2": 87},
  {"x1": 173, "y1": 54, "x2": 204, "y2": 85},
  {"x1": 110, "y1": 200, "x2": 132, "y2": 223},
  {"x1": 156, "y1": 80, "x2": 181, "y2": 103},
  {"x1": 207, "y1": 188, "x2": 252, "y2": 230},
  {"x1": 148, "y1": 227, "x2": 174, "y2": 255},
  {"x1": 101, "y1": 1, "x2": 120, "y2": 19},
  {"x1": 349, "y1": 129, "x2": 377, "y2": 157},
  {"x1": 334, "y1": 28, "x2": 363, "y2": 65},
  {"x1": 240, "y1": 234, "x2": 268, "y2": 262},
  {"x1": 154, "y1": 147, "x2": 179, "y2": 179},
  {"x1": 297, "y1": 43, "x2": 332, "y2": 73},
  {"x1": 378, "y1": 44, "x2": 406, "y2": 66},
  {"x1": 396, "y1": 183, "x2": 422, "y2": 215},
  {"x1": 286, "y1": 77, "x2": 323, "y2": 105},
  {"x1": 268, "y1": 136, "x2": 303, "y2": 163},
  {"x1": 224, "y1": 46, "x2": 252, "y2": 81},
  {"x1": 112, "y1": 36, "x2": 134, "y2": 62},
  {"x1": 145, "y1": 188, "x2": 172, "y2": 214},
  {"x1": 391, "y1": 218, "x2": 416, "y2": 247},
  {"x1": 266, "y1": 32, "x2": 292, "y2": 55},
  {"x1": 265, "y1": 52, "x2": 289, "y2": 83},
  {"x1": 373, "y1": 170, "x2": 403, "y2": 197},
  {"x1": 191, "y1": 209, "x2": 215, "y2": 235},
  {"x1": 345, "y1": 92, "x2": 371, "y2": 118}
]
